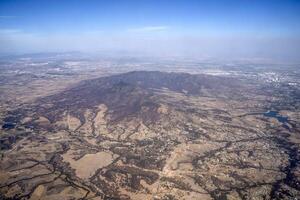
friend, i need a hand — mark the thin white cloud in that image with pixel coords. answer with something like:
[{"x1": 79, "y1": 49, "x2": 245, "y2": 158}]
[
  {"x1": 0, "y1": 29, "x2": 22, "y2": 34},
  {"x1": 128, "y1": 26, "x2": 169, "y2": 33},
  {"x1": 0, "y1": 15, "x2": 17, "y2": 19},
  {"x1": 82, "y1": 30, "x2": 104, "y2": 35}
]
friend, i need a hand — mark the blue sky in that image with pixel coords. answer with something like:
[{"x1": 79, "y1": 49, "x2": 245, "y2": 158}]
[{"x1": 1, "y1": 0, "x2": 300, "y2": 61}]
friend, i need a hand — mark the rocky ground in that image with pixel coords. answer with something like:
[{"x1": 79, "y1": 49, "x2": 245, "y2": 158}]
[{"x1": 0, "y1": 68, "x2": 300, "y2": 199}]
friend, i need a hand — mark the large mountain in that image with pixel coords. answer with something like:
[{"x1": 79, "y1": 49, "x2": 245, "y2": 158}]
[{"x1": 1, "y1": 71, "x2": 299, "y2": 200}]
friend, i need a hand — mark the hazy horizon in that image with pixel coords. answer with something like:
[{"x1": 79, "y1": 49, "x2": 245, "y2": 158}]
[{"x1": 1, "y1": 0, "x2": 300, "y2": 62}]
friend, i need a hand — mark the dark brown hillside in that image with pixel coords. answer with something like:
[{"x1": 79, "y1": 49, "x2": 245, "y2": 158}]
[{"x1": 4, "y1": 71, "x2": 244, "y2": 127}]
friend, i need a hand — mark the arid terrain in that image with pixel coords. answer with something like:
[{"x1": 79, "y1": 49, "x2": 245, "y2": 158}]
[{"x1": 0, "y1": 54, "x2": 300, "y2": 200}]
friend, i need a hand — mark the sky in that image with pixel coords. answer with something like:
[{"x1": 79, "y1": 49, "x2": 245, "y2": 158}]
[{"x1": 0, "y1": 0, "x2": 300, "y2": 61}]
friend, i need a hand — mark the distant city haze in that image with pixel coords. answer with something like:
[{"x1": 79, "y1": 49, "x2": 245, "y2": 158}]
[{"x1": 0, "y1": 0, "x2": 300, "y2": 62}]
